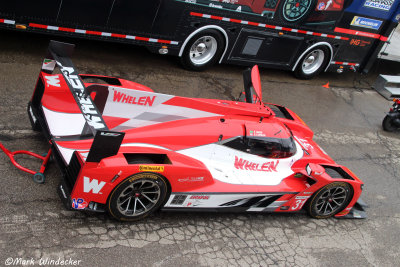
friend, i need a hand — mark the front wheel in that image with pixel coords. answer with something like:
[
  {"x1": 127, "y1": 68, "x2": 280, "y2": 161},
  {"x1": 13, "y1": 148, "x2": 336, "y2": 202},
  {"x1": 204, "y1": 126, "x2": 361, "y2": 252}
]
[
  {"x1": 107, "y1": 172, "x2": 168, "y2": 221},
  {"x1": 180, "y1": 29, "x2": 225, "y2": 71},
  {"x1": 382, "y1": 114, "x2": 400, "y2": 132},
  {"x1": 307, "y1": 182, "x2": 353, "y2": 219},
  {"x1": 294, "y1": 46, "x2": 330, "y2": 79}
]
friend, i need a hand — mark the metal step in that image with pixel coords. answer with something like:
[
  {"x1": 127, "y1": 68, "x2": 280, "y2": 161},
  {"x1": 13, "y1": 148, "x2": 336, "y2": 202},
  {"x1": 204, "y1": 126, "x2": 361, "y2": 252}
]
[{"x1": 373, "y1": 75, "x2": 400, "y2": 100}]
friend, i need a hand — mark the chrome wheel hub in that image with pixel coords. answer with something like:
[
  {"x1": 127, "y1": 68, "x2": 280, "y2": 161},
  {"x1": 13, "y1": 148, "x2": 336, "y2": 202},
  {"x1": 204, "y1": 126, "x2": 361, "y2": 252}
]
[
  {"x1": 189, "y1": 36, "x2": 218, "y2": 65},
  {"x1": 302, "y1": 49, "x2": 325, "y2": 74}
]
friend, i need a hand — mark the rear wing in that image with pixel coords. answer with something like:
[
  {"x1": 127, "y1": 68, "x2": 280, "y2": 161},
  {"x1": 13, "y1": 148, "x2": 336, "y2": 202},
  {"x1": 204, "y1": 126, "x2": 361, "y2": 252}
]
[
  {"x1": 42, "y1": 40, "x2": 108, "y2": 135},
  {"x1": 30, "y1": 40, "x2": 124, "y2": 163}
]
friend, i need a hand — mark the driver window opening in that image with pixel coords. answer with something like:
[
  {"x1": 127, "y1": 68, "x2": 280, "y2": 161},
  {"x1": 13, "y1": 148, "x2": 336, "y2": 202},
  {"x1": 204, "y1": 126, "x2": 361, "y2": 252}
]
[{"x1": 223, "y1": 136, "x2": 296, "y2": 159}]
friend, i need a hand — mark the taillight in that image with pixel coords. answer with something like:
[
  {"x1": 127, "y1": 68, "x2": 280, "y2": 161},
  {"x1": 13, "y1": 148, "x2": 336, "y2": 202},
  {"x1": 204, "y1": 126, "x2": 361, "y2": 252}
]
[{"x1": 394, "y1": 99, "x2": 400, "y2": 104}]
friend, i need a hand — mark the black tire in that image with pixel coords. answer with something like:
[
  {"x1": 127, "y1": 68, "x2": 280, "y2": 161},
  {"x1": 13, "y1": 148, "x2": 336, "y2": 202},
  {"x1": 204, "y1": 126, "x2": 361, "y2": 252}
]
[
  {"x1": 277, "y1": 0, "x2": 317, "y2": 24},
  {"x1": 107, "y1": 172, "x2": 168, "y2": 221},
  {"x1": 180, "y1": 29, "x2": 225, "y2": 71},
  {"x1": 307, "y1": 182, "x2": 353, "y2": 219},
  {"x1": 382, "y1": 115, "x2": 399, "y2": 132},
  {"x1": 294, "y1": 46, "x2": 330, "y2": 79}
]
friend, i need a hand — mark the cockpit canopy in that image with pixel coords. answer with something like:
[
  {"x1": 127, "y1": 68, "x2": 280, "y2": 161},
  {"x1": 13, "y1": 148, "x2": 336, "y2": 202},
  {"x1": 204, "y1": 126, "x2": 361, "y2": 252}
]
[{"x1": 223, "y1": 136, "x2": 297, "y2": 159}]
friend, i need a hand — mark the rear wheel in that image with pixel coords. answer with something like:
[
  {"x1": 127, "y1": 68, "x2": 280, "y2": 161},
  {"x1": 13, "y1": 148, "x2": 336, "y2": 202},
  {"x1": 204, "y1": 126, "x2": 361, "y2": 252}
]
[
  {"x1": 107, "y1": 172, "x2": 168, "y2": 221},
  {"x1": 307, "y1": 182, "x2": 353, "y2": 219},
  {"x1": 294, "y1": 46, "x2": 330, "y2": 79},
  {"x1": 382, "y1": 115, "x2": 399, "y2": 132},
  {"x1": 180, "y1": 29, "x2": 225, "y2": 71}
]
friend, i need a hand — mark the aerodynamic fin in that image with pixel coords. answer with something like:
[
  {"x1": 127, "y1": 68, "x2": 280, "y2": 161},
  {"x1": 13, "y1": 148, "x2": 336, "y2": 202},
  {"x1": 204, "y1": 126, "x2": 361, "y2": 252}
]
[
  {"x1": 243, "y1": 65, "x2": 262, "y2": 104},
  {"x1": 44, "y1": 40, "x2": 109, "y2": 135}
]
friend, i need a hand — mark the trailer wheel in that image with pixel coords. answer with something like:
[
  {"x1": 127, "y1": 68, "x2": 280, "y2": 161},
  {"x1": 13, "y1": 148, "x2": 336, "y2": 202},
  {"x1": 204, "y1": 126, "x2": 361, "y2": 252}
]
[
  {"x1": 294, "y1": 46, "x2": 330, "y2": 79},
  {"x1": 307, "y1": 182, "x2": 353, "y2": 219},
  {"x1": 107, "y1": 172, "x2": 168, "y2": 221},
  {"x1": 181, "y1": 29, "x2": 225, "y2": 71}
]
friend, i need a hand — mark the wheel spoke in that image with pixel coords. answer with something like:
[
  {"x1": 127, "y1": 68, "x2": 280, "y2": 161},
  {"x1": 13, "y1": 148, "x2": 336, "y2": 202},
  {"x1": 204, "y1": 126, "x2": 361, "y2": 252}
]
[
  {"x1": 326, "y1": 202, "x2": 334, "y2": 212},
  {"x1": 133, "y1": 198, "x2": 138, "y2": 214},
  {"x1": 125, "y1": 197, "x2": 132, "y2": 212},
  {"x1": 331, "y1": 198, "x2": 341, "y2": 206},
  {"x1": 317, "y1": 201, "x2": 326, "y2": 212},
  {"x1": 323, "y1": 201, "x2": 330, "y2": 214},
  {"x1": 119, "y1": 196, "x2": 131, "y2": 205},
  {"x1": 137, "y1": 198, "x2": 147, "y2": 210},
  {"x1": 141, "y1": 193, "x2": 156, "y2": 203}
]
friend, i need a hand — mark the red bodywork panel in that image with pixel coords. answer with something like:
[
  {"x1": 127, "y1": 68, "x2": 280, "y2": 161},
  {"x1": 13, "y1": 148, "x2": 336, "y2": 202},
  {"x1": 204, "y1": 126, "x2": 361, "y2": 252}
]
[{"x1": 29, "y1": 62, "x2": 363, "y2": 219}]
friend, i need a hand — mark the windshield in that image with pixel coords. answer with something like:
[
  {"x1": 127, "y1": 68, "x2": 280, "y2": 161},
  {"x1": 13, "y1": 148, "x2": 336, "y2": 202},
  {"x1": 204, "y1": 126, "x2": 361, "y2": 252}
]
[{"x1": 223, "y1": 136, "x2": 297, "y2": 159}]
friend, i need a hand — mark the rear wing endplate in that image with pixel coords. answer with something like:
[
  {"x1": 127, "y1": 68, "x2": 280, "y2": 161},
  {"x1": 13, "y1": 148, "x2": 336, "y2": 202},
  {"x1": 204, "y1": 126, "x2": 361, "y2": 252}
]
[
  {"x1": 34, "y1": 41, "x2": 125, "y2": 163},
  {"x1": 44, "y1": 40, "x2": 109, "y2": 135}
]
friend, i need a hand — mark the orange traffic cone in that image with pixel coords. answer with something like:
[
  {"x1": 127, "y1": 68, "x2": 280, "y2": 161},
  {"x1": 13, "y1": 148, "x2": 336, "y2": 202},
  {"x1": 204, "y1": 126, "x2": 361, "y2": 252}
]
[{"x1": 322, "y1": 82, "x2": 330, "y2": 88}]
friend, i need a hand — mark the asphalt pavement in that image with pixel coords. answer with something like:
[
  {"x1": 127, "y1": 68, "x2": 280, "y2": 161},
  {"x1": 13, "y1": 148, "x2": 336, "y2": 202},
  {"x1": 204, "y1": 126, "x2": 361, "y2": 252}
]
[{"x1": 0, "y1": 29, "x2": 400, "y2": 267}]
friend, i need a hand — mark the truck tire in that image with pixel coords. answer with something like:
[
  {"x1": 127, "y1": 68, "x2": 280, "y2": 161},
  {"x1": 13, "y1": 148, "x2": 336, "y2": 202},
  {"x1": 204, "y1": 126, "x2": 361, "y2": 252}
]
[
  {"x1": 294, "y1": 45, "x2": 330, "y2": 79},
  {"x1": 180, "y1": 29, "x2": 225, "y2": 71}
]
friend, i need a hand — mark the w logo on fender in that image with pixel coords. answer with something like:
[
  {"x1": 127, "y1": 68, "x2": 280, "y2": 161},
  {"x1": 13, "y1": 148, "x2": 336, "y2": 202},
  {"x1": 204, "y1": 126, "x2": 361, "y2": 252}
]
[{"x1": 83, "y1": 177, "x2": 106, "y2": 194}]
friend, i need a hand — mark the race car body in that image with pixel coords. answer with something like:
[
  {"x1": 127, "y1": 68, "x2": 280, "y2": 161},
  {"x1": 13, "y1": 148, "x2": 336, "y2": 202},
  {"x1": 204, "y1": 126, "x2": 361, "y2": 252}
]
[{"x1": 27, "y1": 41, "x2": 365, "y2": 221}]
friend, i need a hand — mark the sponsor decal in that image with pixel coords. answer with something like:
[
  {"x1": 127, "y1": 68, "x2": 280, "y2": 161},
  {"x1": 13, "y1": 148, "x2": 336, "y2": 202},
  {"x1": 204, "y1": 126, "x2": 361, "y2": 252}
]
[
  {"x1": 396, "y1": 14, "x2": 400, "y2": 21},
  {"x1": 317, "y1": 2, "x2": 326, "y2": 10},
  {"x1": 291, "y1": 196, "x2": 310, "y2": 210},
  {"x1": 249, "y1": 130, "x2": 266, "y2": 137},
  {"x1": 296, "y1": 137, "x2": 314, "y2": 150},
  {"x1": 350, "y1": 39, "x2": 371, "y2": 47},
  {"x1": 364, "y1": 0, "x2": 393, "y2": 11},
  {"x1": 139, "y1": 165, "x2": 165, "y2": 172},
  {"x1": 72, "y1": 198, "x2": 88, "y2": 209},
  {"x1": 178, "y1": 177, "x2": 204, "y2": 182},
  {"x1": 100, "y1": 132, "x2": 121, "y2": 137},
  {"x1": 42, "y1": 59, "x2": 56, "y2": 71},
  {"x1": 222, "y1": 0, "x2": 239, "y2": 3},
  {"x1": 56, "y1": 61, "x2": 107, "y2": 130},
  {"x1": 44, "y1": 75, "x2": 61, "y2": 87},
  {"x1": 351, "y1": 16, "x2": 382, "y2": 30},
  {"x1": 209, "y1": 3, "x2": 223, "y2": 8},
  {"x1": 234, "y1": 156, "x2": 279, "y2": 172},
  {"x1": 83, "y1": 177, "x2": 106, "y2": 194},
  {"x1": 295, "y1": 196, "x2": 310, "y2": 200},
  {"x1": 190, "y1": 195, "x2": 210, "y2": 200},
  {"x1": 113, "y1": 90, "x2": 156, "y2": 106}
]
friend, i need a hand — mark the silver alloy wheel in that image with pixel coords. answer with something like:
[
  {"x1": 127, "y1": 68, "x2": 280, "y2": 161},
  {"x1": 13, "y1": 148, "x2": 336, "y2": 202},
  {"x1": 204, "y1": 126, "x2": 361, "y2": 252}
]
[
  {"x1": 282, "y1": 0, "x2": 312, "y2": 22},
  {"x1": 189, "y1": 36, "x2": 218, "y2": 65},
  {"x1": 315, "y1": 186, "x2": 348, "y2": 216},
  {"x1": 116, "y1": 179, "x2": 161, "y2": 217},
  {"x1": 301, "y1": 49, "x2": 325, "y2": 75}
]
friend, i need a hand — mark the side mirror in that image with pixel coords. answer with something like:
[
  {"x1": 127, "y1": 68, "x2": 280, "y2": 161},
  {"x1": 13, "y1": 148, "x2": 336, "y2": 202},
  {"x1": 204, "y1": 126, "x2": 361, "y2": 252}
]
[{"x1": 306, "y1": 163, "x2": 325, "y2": 177}]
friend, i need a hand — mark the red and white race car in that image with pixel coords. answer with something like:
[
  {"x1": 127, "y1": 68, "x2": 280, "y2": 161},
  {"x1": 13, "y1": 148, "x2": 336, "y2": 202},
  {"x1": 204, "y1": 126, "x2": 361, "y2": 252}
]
[{"x1": 20, "y1": 41, "x2": 366, "y2": 221}]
